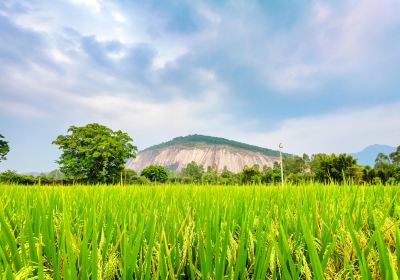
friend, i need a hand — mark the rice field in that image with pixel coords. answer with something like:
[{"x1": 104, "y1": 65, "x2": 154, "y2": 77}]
[{"x1": 0, "y1": 184, "x2": 399, "y2": 279}]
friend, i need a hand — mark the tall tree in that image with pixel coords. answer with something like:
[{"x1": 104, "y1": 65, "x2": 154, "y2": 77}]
[
  {"x1": 202, "y1": 165, "x2": 218, "y2": 184},
  {"x1": 0, "y1": 134, "x2": 10, "y2": 162},
  {"x1": 52, "y1": 123, "x2": 137, "y2": 184},
  {"x1": 375, "y1": 152, "x2": 390, "y2": 165},
  {"x1": 181, "y1": 161, "x2": 204, "y2": 183},
  {"x1": 389, "y1": 146, "x2": 400, "y2": 165},
  {"x1": 374, "y1": 152, "x2": 395, "y2": 183},
  {"x1": 284, "y1": 155, "x2": 306, "y2": 174},
  {"x1": 240, "y1": 165, "x2": 262, "y2": 184},
  {"x1": 311, "y1": 153, "x2": 356, "y2": 183}
]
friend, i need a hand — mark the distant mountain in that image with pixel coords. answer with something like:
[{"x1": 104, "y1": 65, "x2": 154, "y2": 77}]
[
  {"x1": 351, "y1": 144, "x2": 395, "y2": 166},
  {"x1": 126, "y1": 134, "x2": 282, "y2": 173}
]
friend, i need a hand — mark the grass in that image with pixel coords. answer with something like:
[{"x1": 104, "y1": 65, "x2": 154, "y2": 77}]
[{"x1": 0, "y1": 183, "x2": 399, "y2": 279}]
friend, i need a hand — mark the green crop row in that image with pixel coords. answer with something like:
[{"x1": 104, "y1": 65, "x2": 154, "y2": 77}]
[{"x1": 0, "y1": 184, "x2": 399, "y2": 279}]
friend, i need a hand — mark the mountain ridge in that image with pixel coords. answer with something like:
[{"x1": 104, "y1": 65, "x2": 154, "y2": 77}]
[
  {"x1": 351, "y1": 144, "x2": 395, "y2": 166},
  {"x1": 126, "y1": 134, "x2": 281, "y2": 172},
  {"x1": 143, "y1": 134, "x2": 281, "y2": 157}
]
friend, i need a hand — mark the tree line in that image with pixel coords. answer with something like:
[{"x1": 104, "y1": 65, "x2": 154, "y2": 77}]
[
  {"x1": 129, "y1": 149, "x2": 400, "y2": 185},
  {"x1": 0, "y1": 123, "x2": 399, "y2": 185}
]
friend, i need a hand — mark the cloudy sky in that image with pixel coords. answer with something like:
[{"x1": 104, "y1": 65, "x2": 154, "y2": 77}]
[{"x1": 1, "y1": 0, "x2": 400, "y2": 172}]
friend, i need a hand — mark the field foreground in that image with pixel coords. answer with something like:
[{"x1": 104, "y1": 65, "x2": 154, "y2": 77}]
[{"x1": 0, "y1": 184, "x2": 400, "y2": 279}]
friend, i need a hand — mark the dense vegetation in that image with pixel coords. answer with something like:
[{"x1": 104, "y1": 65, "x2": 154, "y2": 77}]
[
  {"x1": 0, "y1": 134, "x2": 9, "y2": 162},
  {"x1": 281, "y1": 151, "x2": 400, "y2": 185},
  {"x1": 140, "y1": 165, "x2": 168, "y2": 183},
  {"x1": 145, "y1": 134, "x2": 281, "y2": 157},
  {"x1": 0, "y1": 184, "x2": 399, "y2": 279},
  {"x1": 168, "y1": 148, "x2": 400, "y2": 185},
  {"x1": 1, "y1": 148, "x2": 400, "y2": 185},
  {"x1": 1, "y1": 125, "x2": 400, "y2": 279},
  {"x1": 1, "y1": 125, "x2": 399, "y2": 185}
]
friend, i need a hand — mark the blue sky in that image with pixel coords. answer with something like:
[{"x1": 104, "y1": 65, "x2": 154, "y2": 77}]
[{"x1": 1, "y1": 0, "x2": 400, "y2": 172}]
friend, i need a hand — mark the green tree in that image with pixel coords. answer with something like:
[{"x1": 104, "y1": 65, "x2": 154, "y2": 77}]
[
  {"x1": 0, "y1": 134, "x2": 10, "y2": 162},
  {"x1": 393, "y1": 165, "x2": 400, "y2": 183},
  {"x1": 181, "y1": 161, "x2": 204, "y2": 183},
  {"x1": 261, "y1": 165, "x2": 273, "y2": 184},
  {"x1": 218, "y1": 166, "x2": 236, "y2": 185},
  {"x1": 140, "y1": 165, "x2": 168, "y2": 183},
  {"x1": 284, "y1": 155, "x2": 306, "y2": 174},
  {"x1": 349, "y1": 165, "x2": 364, "y2": 184},
  {"x1": 202, "y1": 165, "x2": 218, "y2": 184},
  {"x1": 272, "y1": 162, "x2": 282, "y2": 183},
  {"x1": 122, "y1": 169, "x2": 150, "y2": 184},
  {"x1": 375, "y1": 152, "x2": 390, "y2": 165},
  {"x1": 0, "y1": 170, "x2": 36, "y2": 185},
  {"x1": 52, "y1": 123, "x2": 137, "y2": 184},
  {"x1": 240, "y1": 165, "x2": 262, "y2": 184},
  {"x1": 373, "y1": 152, "x2": 396, "y2": 183},
  {"x1": 302, "y1": 153, "x2": 310, "y2": 163},
  {"x1": 123, "y1": 169, "x2": 137, "y2": 182},
  {"x1": 389, "y1": 146, "x2": 400, "y2": 165},
  {"x1": 311, "y1": 153, "x2": 356, "y2": 183},
  {"x1": 362, "y1": 166, "x2": 375, "y2": 183}
]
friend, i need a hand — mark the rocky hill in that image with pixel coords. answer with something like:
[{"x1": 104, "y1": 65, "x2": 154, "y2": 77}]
[{"x1": 126, "y1": 135, "x2": 281, "y2": 173}]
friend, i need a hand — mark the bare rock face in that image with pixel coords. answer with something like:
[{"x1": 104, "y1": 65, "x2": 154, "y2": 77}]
[{"x1": 126, "y1": 141, "x2": 280, "y2": 173}]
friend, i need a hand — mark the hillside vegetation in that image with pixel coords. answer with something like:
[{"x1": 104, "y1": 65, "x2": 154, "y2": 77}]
[{"x1": 144, "y1": 134, "x2": 281, "y2": 157}]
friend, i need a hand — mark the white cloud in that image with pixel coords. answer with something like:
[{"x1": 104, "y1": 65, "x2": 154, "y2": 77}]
[
  {"x1": 247, "y1": 102, "x2": 400, "y2": 155},
  {"x1": 49, "y1": 48, "x2": 73, "y2": 64},
  {"x1": 1, "y1": 0, "x2": 400, "y2": 169},
  {"x1": 111, "y1": 11, "x2": 126, "y2": 24},
  {"x1": 0, "y1": 100, "x2": 48, "y2": 118},
  {"x1": 0, "y1": 37, "x2": 231, "y2": 150},
  {"x1": 4, "y1": 0, "x2": 190, "y2": 70},
  {"x1": 267, "y1": 64, "x2": 322, "y2": 91},
  {"x1": 312, "y1": 2, "x2": 332, "y2": 24},
  {"x1": 69, "y1": 0, "x2": 102, "y2": 13},
  {"x1": 152, "y1": 44, "x2": 188, "y2": 69},
  {"x1": 48, "y1": 76, "x2": 231, "y2": 149},
  {"x1": 228, "y1": 0, "x2": 400, "y2": 92},
  {"x1": 317, "y1": 0, "x2": 400, "y2": 68}
]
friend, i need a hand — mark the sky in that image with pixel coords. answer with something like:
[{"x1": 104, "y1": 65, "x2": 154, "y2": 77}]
[{"x1": 1, "y1": 0, "x2": 400, "y2": 172}]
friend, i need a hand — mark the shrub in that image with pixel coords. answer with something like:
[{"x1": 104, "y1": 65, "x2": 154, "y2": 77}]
[{"x1": 140, "y1": 165, "x2": 168, "y2": 183}]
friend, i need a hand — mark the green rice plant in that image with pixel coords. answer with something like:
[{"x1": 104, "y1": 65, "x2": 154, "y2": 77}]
[{"x1": 0, "y1": 183, "x2": 399, "y2": 279}]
